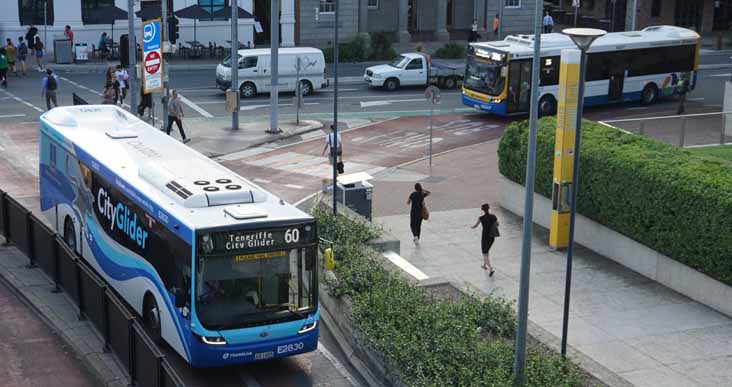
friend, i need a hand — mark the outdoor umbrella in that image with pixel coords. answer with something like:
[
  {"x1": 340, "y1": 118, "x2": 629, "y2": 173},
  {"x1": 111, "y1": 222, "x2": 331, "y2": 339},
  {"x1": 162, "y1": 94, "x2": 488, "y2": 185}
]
[
  {"x1": 86, "y1": 6, "x2": 128, "y2": 44},
  {"x1": 211, "y1": 6, "x2": 254, "y2": 19},
  {"x1": 174, "y1": 5, "x2": 211, "y2": 43}
]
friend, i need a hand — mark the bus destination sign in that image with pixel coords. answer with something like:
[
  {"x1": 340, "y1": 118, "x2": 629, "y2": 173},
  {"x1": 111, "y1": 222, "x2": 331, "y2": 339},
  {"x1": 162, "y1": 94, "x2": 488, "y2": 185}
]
[{"x1": 210, "y1": 224, "x2": 316, "y2": 253}]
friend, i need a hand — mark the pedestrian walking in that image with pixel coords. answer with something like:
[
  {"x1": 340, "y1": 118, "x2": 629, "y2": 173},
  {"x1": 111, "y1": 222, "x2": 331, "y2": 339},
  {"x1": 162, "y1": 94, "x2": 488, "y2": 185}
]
[
  {"x1": 676, "y1": 76, "x2": 689, "y2": 115},
  {"x1": 25, "y1": 25, "x2": 38, "y2": 52},
  {"x1": 5, "y1": 39, "x2": 16, "y2": 76},
  {"x1": 41, "y1": 69, "x2": 59, "y2": 110},
  {"x1": 137, "y1": 87, "x2": 153, "y2": 118},
  {"x1": 321, "y1": 124, "x2": 343, "y2": 166},
  {"x1": 543, "y1": 11, "x2": 554, "y2": 33},
  {"x1": 34, "y1": 36, "x2": 44, "y2": 71},
  {"x1": 114, "y1": 65, "x2": 129, "y2": 105},
  {"x1": 17, "y1": 37, "x2": 28, "y2": 76},
  {"x1": 0, "y1": 49, "x2": 8, "y2": 88},
  {"x1": 407, "y1": 183, "x2": 431, "y2": 245},
  {"x1": 102, "y1": 82, "x2": 116, "y2": 104},
  {"x1": 470, "y1": 203, "x2": 498, "y2": 276},
  {"x1": 166, "y1": 90, "x2": 190, "y2": 143},
  {"x1": 470, "y1": 19, "x2": 479, "y2": 42},
  {"x1": 493, "y1": 14, "x2": 500, "y2": 38}
]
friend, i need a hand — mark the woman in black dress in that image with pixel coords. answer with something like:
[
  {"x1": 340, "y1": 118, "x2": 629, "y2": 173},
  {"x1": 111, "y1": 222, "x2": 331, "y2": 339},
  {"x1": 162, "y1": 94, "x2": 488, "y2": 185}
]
[
  {"x1": 471, "y1": 203, "x2": 497, "y2": 276},
  {"x1": 407, "y1": 183, "x2": 430, "y2": 245}
]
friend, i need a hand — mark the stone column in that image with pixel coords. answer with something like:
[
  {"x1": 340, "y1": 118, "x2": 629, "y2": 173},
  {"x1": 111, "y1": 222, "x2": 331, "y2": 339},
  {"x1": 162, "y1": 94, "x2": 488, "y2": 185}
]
[
  {"x1": 359, "y1": 0, "x2": 369, "y2": 34},
  {"x1": 281, "y1": 0, "x2": 296, "y2": 47},
  {"x1": 435, "y1": 0, "x2": 450, "y2": 42},
  {"x1": 473, "y1": 0, "x2": 485, "y2": 37},
  {"x1": 398, "y1": 0, "x2": 411, "y2": 42}
]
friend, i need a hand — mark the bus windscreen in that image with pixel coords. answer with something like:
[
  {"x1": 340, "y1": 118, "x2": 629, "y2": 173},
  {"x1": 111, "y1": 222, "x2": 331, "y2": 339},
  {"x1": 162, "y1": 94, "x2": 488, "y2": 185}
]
[{"x1": 464, "y1": 55, "x2": 506, "y2": 96}]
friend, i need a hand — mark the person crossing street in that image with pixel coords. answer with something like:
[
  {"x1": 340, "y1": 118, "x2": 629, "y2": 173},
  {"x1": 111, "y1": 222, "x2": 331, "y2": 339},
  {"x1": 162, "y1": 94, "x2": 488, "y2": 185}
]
[{"x1": 166, "y1": 90, "x2": 190, "y2": 144}]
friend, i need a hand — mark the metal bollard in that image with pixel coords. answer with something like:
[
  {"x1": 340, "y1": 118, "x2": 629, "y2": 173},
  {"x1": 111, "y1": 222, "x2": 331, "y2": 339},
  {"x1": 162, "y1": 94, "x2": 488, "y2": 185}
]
[
  {"x1": 639, "y1": 121, "x2": 645, "y2": 136},
  {"x1": 679, "y1": 118, "x2": 687, "y2": 147}
]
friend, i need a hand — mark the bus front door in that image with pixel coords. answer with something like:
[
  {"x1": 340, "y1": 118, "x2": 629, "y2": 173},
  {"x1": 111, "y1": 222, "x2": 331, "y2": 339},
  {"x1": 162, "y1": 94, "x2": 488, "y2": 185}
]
[
  {"x1": 608, "y1": 63, "x2": 625, "y2": 102},
  {"x1": 508, "y1": 60, "x2": 532, "y2": 114}
]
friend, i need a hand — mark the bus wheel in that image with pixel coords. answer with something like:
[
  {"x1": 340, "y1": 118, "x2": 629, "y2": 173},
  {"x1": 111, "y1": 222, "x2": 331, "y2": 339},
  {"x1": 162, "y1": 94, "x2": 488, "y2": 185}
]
[
  {"x1": 539, "y1": 95, "x2": 557, "y2": 116},
  {"x1": 384, "y1": 78, "x2": 399, "y2": 92},
  {"x1": 239, "y1": 82, "x2": 257, "y2": 98},
  {"x1": 641, "y1": 84, "x2": 658, "y2": 105},
  {"x1": 299, "y1": 80, "x2": 313, "y2": 96},
  {"x1": 63, "y1": 217, "x2": 77, "y2": 254},
  {"x1": 144, "y1": 294, "x2": 162, "y2": 344}
]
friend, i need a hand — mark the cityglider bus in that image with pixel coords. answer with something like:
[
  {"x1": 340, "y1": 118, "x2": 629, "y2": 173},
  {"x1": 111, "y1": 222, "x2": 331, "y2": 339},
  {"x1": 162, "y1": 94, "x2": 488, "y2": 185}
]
[
  {"x1": 462, "y1": 25, "x2": 700, "y2": 116},
  {"x1": 39, "y1": 105, "x2": 319, "y2": 367}
]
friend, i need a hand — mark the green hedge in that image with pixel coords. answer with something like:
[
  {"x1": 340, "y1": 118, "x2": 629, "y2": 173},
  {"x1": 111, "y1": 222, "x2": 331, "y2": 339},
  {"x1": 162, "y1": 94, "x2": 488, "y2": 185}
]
[
  {"x1": 312, "y1": 207, "x2": 594, "y2": 387},
  {"x1": 498, "y1": 118, "x2": 732, "y2": 286},
  {"x1": 434, "y1": 43, "x2": 466, "y2": 59}
]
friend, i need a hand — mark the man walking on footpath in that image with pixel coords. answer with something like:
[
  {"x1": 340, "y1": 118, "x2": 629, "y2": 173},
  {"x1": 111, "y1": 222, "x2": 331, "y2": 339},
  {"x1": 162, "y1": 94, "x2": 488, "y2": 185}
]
[
  {"x1": 321, "y1": 124, "x2": 343, "y2": 166},
  {"x1": 166, "y1": 90, "x2": 190, "y2": 143},
  {"x1": 676, "y1": 75, "x2": 689, "y2": 115},
  {"x1": 41, "y1": 69, "x2": 59, "y2": 110},
  {"x1": 114, "y1": 64, "x2": 129, "y2": 106},
  {"x1": 17, "y1": 37, "x2": 28, "y2": 76},
  {"x1": 543, "y1": 11, "x2": 554, "y2": 33}
]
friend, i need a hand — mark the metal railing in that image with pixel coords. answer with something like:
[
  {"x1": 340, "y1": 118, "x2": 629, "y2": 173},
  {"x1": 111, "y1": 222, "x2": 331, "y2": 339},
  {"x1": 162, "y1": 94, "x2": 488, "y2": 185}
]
[
  {"x1": 0, "y1": 190, "x2": 185, "y2": 387},
  {"x1": 601, "y1": 111, "x2": 732, "y2": 148}
]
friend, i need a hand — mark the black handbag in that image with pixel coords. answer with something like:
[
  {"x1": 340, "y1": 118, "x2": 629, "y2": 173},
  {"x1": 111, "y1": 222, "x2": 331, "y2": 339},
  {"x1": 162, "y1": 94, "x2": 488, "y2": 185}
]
[{"x1": 336, "y1": 160, "x2": 344, "y2": 174}]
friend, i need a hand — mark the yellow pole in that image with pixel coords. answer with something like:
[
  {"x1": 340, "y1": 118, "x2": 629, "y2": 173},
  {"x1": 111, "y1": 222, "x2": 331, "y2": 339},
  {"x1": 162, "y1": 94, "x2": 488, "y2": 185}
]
[{"x1": 549, "y1": 49, "x2": 581, "y2": 249}]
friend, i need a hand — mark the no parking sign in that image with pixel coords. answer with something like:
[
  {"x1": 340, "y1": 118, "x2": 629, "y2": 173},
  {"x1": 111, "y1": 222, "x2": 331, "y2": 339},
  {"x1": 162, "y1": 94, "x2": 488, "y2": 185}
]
[{"x1": 142, "y1": 19, "x2": 163, "y2": 94}]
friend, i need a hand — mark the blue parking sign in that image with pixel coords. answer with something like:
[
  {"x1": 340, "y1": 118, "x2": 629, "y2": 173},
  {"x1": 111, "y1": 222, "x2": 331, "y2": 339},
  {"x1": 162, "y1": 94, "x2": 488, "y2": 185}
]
[{"x1": 143, "y1": 20, "x2": 161, "y2": 52}]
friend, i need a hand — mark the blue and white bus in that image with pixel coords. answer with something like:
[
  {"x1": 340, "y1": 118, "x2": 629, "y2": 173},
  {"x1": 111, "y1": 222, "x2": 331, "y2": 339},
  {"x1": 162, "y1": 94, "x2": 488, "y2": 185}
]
[
  {"x1": 39, "y1": 106, "x2": 319, "y2": 367},
  {"x1": 462, "y1": 25, "x2": 700, "y2": 116}
]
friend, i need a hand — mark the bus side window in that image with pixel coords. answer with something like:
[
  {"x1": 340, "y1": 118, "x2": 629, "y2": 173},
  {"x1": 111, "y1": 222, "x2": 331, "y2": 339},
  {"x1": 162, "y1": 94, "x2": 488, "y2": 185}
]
[
  {"x1": 540, "y1": 56, "x2": 560, "y2": 86},
  {"x1": 78, "y1": 162, "x2": 93, "y2": 190}
]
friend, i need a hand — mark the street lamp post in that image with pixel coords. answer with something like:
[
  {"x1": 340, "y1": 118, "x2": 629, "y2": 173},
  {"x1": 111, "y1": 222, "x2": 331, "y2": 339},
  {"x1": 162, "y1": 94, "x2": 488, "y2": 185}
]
[
  {"x1": 559, "y1": 27, "x2": 606, "y2": 358},
  {"x1": 332, "y1": 0, "x2": 339, "y2": 216}
]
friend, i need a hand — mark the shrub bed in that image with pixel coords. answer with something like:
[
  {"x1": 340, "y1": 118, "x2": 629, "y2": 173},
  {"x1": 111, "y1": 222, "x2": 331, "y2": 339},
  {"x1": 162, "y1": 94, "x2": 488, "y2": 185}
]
[
  {"x1": 312, "y1": 207, "x2": 594, "y2": 387},
  {"x1": 498, "y1": 118, "x2": 732, "y2": 287},
  {"x1": 434, "y1": 43, "x2": 466, "y2": 59}
]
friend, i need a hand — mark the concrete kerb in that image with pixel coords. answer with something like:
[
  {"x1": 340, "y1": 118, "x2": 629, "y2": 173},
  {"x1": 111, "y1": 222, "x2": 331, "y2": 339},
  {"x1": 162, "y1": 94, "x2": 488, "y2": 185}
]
[{"x1": 0, "y1": 237, "x2": 128, "y2": 387}]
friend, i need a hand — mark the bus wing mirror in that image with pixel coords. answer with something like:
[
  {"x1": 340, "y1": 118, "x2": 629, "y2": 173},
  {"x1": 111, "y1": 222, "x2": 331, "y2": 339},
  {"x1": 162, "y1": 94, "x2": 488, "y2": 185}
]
[
  {"x1": 174, "y1": 288, "x2": 187, "y2": 308},
  {"x1": 501, "y1": 67, "x2": 507, "y2": 77}
]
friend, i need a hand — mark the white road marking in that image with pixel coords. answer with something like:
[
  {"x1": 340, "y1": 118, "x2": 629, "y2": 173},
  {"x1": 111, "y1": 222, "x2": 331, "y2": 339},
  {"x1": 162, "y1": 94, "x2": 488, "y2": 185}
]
[
  {"x1": 284, "y1": 184, "x2": 304, "y2": 189},
  {"x1": 318, "y1": 343, "x2": 360, "y2": 386},
  {"x1": 318, "y1": 88, "x2": 359, "y2": 92},
  {"x1": 239, "y1": 371, "x2": 262, "y2": 387},
  {"x1": 253, "y1": 178, "x2": 271, "y2": 184},
  {"x1": 710, "y1": 73, "x2": 731, "y2": 78},
  {"x1": 360, "y1": 98, "x2": 428, "y2": 108},
  {"x1": 383, "y1": 251, "x2": 429, "y2": 280},
  {"x1": 687, "y1": 97, "x2": 705, "y2": 101},
  {"x1": 627, "y1": 107, "x2": 648, "y2": 110},
  {"x1": 240, "y1": 102, "x2": 319, "y2": 111},
  {"x1": 0, "y1": 114, "x2": 26, "y2": 118},
  {"x1": 57, "y1": 76, "x2": 131, "y2": 108},
  {"x1": 179, "y1": 94, "x2": 213, "y2": 118},
  {"x1": 0, "y1": 89, "x2": 43, "y2": 113}
]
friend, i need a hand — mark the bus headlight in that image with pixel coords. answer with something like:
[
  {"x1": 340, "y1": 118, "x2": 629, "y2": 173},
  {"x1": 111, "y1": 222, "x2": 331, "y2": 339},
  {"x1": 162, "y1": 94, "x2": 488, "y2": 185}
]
[
  {"x1": 198, "y1": 335, "x2": 227, "y2": 345},
  {"x1": 298, "y1": 321, "x2": 317, "y2": 334}
]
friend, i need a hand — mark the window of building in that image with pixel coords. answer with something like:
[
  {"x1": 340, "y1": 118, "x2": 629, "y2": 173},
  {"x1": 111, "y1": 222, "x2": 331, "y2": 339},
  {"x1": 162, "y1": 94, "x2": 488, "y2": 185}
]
[
  {"x1": 651, "y1": 0, "x2": 661, "y2": 17},
  {"x1": 18, "y1": 0, "x2": 54, "y2": 26},
  {"x1": 505, "y1": 0, "x2": 521, "y2": 8},
  {"x1": 320, "y1": 0, "x2": 336, "y2": 13},
  {"x1": 198, "y1": 0, "x2": 227, "y2": 18},
  {"x1": 368, "y1": 0, "x2": 379, "y2": 8},
  {"x1": 81, "y1": 0, "x2": 114, "y2": 24}
]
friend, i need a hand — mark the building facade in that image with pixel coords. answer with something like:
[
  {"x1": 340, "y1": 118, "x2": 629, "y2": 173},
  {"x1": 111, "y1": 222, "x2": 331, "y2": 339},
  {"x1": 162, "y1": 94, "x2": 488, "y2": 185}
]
[{"x1": 298, "y1": 0, "x2": 537, "y2": 48}]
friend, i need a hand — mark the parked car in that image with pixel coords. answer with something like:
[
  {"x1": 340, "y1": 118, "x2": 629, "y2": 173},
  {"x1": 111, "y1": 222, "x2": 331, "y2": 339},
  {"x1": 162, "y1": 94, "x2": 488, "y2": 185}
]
[
  {"x1": 216, "y1": 47, "x2": 327, "y2": 98},
  {"x1": 364, "y1": 53, "x2": 464, "y2": 91}
]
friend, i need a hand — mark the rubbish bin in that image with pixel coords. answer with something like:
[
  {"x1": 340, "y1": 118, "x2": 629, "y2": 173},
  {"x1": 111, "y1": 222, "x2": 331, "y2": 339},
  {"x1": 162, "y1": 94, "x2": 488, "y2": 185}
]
[
  {"x1": 335, "y1": 172, "x2": 374, "y2": 220},
  {"x1": 120, "y1": 34, "x2": 129, "y2": 67},
  {"x1": 54, "y1": 39, "x2": 73, "y2": 64}
]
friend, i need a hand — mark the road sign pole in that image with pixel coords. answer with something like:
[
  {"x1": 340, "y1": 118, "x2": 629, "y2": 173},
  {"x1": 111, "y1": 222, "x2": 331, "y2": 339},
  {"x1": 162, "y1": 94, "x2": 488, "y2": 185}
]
[
  {"x1": 268, "y1": 0, "x2": 281, "y2": 134},
  {"x1": 429, "y1": 104, "x2": 433, "y2": 168},
  {"x1": 231, "y1": 0, "x2": 239, "y2": 130},
  {"x1": 332, "y1": 0, "x2": 339, "y2": 216}
]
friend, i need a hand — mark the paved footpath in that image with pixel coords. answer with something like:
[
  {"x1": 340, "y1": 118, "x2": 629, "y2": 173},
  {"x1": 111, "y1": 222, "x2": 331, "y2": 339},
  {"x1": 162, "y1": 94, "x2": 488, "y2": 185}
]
[
  {"x1": 0, "y1": 249, "x2": 97, "y2": 387},
  {"x1": 370, "y1": 140, "x2": 732, "y2": 387}
]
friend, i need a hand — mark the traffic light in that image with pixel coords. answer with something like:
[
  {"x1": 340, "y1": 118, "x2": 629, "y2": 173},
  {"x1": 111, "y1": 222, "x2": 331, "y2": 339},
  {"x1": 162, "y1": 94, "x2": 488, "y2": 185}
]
[{"x1": 169, "y1": 17, "x2": 179, "y2": 44}]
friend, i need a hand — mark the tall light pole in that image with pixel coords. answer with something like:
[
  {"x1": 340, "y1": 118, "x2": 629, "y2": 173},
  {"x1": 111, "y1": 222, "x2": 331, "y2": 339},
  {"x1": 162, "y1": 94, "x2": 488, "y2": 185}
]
[
  {"x1": 497, "y1": 0, "x2": 504, "y2": 39},
  {"x1": 127, "y1": 0, "x2": 137, "y2": 113},
  {"x1": 231, "y1": 0, "x2": 239, "y2": 130},
  {"x1": 512, "y1": 0, "x2": 542, "y2": 385},
  {"x1": 162, "y1": 0, "x2": 169, "y2": 130},
  {"x1": 332, "y1": 0, "x2": 339, "y2": 216},
  {"x1": 630, "y1": 0, "x2": 638, "y2": 30},
  {"x1": 559, "y1": 27, "x2": 606, "y2": 358},
  {"x1": 573, "y1": 0, "x2": 579, "y2": 27},
  {"x1": 268, "y1": 0, "x2": 281, "y2": 133}
]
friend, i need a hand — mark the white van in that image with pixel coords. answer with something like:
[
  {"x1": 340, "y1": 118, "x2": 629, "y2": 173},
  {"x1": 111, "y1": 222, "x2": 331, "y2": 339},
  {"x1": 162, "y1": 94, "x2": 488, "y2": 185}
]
[{"x1": 216, "y1": 47, "x2": 328, "y2": 98}]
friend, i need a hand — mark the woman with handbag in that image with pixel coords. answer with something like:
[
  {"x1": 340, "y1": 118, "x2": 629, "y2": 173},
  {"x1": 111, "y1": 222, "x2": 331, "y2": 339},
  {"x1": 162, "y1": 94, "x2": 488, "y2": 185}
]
[
  {"x1": 407, "y1": 183, "x2": 430, "y2": 245},
  {"x1": 471, "y1": 203, "x2": 498, "y2": 276}
]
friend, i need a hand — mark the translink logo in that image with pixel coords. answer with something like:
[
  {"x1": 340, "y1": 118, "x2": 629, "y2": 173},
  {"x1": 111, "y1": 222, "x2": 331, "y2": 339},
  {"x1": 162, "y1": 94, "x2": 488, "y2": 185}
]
[{"x1": 97, "y1": 187, "x2": 149, "y2": 249}]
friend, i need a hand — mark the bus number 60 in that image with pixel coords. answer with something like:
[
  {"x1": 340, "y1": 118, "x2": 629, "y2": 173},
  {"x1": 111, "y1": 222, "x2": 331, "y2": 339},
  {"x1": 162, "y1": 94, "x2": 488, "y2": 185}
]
[{"x1": 284, "y1": 228, "x2": 300, "y2": 243}]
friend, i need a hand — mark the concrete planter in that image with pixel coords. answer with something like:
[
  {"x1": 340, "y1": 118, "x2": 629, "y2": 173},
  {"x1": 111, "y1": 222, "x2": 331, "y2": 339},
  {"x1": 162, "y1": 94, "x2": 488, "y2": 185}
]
[{"x1": 498, "y1": 174, "x2": 732, "y2": 319}]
